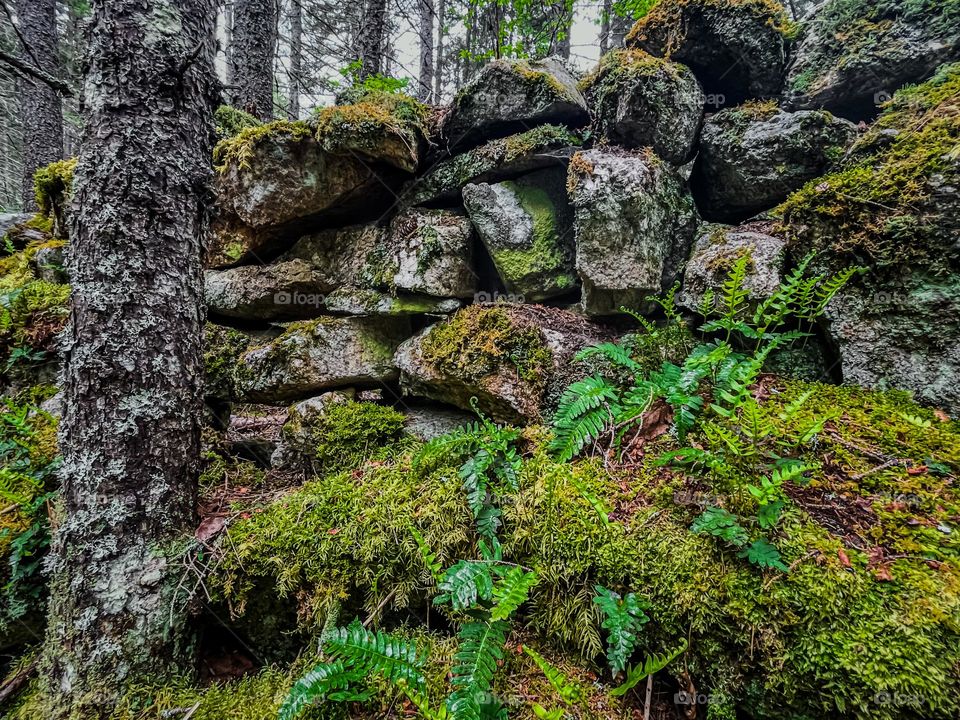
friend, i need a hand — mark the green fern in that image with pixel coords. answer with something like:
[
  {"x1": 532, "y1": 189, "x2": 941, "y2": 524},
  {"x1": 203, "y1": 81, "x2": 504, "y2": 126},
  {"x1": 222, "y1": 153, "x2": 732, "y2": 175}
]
[
  {"x1": 523, "y1": 646, "x2": 586, "y2": 705},
  {"x1": 575, "y1": 342, "x2": 641, "y2": 374},
  {"x1": 592, "y1": 586, "x2": 649, "y2": 676},
  {"x1": 401, "y1": 684, "x2": 452, "y2": 720},
  {"x1": 691, "y1": 507, "x2": 749, "y2": 548},
  {"x1": 567, "y1": 471, "x2": 610, "y2": 525},
  {"x1": 738, "y1": 538, "x2": 790, "y2": 572},
  {"x1": 491, "y1": 566, "x2": 538, "y2": 621},
  {"x1": 608, "y1": 638, "x2": 689, "y2": 697},
  {"x1": 410, "y1": 526, "x2": 444, "y2": 583},
  {"x1": 532, "y1": 705, "x2": 565, "y2": 720},
  {"x1": 325, "y1": 621, "x2": 428, "y2": 690},
  {"x1": 278, "y1": 661, "x2": 369, "y2": 720},
  {"x1": 434, "y1": 560, "x2": 495, "y2": 611},
  {"x1": 446, "y1": 618, "x2": 510, "y2": 720},
  {"x1": 549, "y1": 376, "x2": 619, "y2": 462}
]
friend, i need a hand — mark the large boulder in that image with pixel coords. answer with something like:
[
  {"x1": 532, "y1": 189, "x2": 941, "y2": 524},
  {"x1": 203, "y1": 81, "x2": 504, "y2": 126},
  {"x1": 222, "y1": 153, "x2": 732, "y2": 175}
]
[
  {"x1": 387, "y1": 208, "x2": 479, "y2": 298},
  {"x1": 395, "y1": 304, "x2": 606, "y2": 422},
  {"x1": 406, "y1": 125, "x2": 581, "y2": 206},
  {"x1": 443, "y1": 57, "x2": 589, "y2": 151},
  {"x1": 462, "y1": 168, "x2": 577, "y2": 302},
  {"x1": 626, "y1": 0, "x2": 795, "y2": 104},
  {"x1": 322, "y1": 287, "x2": 462, "y2": 316},
  {"x1": 781, "y1": 63, "x2": 960, "y2": 412},
  {"x1": 783, "y1": 0, "x2": 960, "y2": 119},
  {"x1": 678, "y1": 221, "x2": 787, "y2": 312},
  {"x1": 567, "y1": 148, "x2": 699, "y2": 315},
  {"x1": 581, "y1": 49, "x2": 705, "y2": 164},
  {"x1": 236, "y1": 317, "x2": 411, "y2": 403},
  {"x1": 692, "y1": 103, "x2": 857, "y2": 222}
]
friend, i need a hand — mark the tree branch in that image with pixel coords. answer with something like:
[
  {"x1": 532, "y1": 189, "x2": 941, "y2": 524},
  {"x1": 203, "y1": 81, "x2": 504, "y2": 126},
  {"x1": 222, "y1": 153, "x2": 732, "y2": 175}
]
[{"x1": 0, "y1": 48, "x2": 73, "y2": 96}]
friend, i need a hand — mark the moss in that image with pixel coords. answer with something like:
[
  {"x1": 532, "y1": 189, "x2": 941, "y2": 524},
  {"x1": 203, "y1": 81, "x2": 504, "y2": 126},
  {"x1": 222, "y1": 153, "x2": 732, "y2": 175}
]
[
  {"x1": 214, "y1": 104, "x2": 262, "y2": 141},
  {"x1": 779, "y1": 62, "x2": 960, "y2": 277},
  {"x1": 626, "y1": 0, "x2": 798, "y2": 46},
  {"x1": 32, "y1": 158, "x2": 76, "y2": 218},
  {"x1": 489, "y1": 180, "x2": 575, "y2": 293},
  {"x1": 213, "y1": 120, "x2": 312, "y2": 172},
  {"x1": 420, "y1": 305, "x2": 553, "y2": 390},
  {"x1": 198, "y1": 448, "x2": 266, "y2": 489},
  {"x1": 203, "y1": 324, "x2": 252, "y2": 400},
  {"x1": 313, "y1": 91, "x2": 427, "y2": 170},
  {"x1": 200, "y1": 374, "x2": 960, "y2": 719}
]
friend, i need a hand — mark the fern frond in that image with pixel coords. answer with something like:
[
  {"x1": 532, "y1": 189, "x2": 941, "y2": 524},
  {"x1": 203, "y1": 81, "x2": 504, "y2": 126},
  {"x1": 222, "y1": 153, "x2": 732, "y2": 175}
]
[
  {"x1": 567, "y1": 471, "x2": 610, "y2": 525},
  {"x1": 779, "y1": 390, "x2": 813, "y2": 422},
  {"x1": 491, "y1": 566, "x2": 538, "y2": 621},
  {"x1": 549, "y1": 376, "x2": 619, "y2": 462},
  {"x1": 532, "y1": 705, "x2": 565, "y2": 720},
  {"x1": 278, "y1": 661, "x2": 368, "y2": 720},
  {"x1": 414, "y1": 423, "x2": 481, "y2": 470},
  {"x1": 325, "y1": 622, "x2": 428, "y2": 690},
  {"x1": 523, "y1": 646, "x2": 586, "y2": 705},
  {"x1": 401, "y1": 684, "x2": 452, "y2": 720},
  {"x1": 593, "y1": 586, "x2": 649, "y2": 675},
  {"x1": 434, "y1": 560, "x2": 495, "y2": 611},
  {"x1": 608, "y1": 638, "x2": 688, "y2": 697},
  {"x1": 575, "y1": 342, "x2": 641, "y2": 373},
  {"x1": 410, "y1": 526, "x2": 444, "y2": 583},
  {"x1": 447, "y1": 619, "x2": 510, "y2": 720}
]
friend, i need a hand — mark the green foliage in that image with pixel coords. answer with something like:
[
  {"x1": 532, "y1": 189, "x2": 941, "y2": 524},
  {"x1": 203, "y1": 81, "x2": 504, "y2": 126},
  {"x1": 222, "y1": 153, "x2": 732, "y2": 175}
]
[
  {"x1": 447, "y1": 618, "x2": 510, "y2": 720},
  {"x1": 457, "y1": 0, "x2": 576, "y2": 61},
  {"x1": 608, "y1": 638, "x2": 688, "y2": 698},
  {"x1": 592, "y1": 585, "x2": 649, "y2": 676},
  {"x1": 214, "y1": 105, "x2": 261, "y2": 140},
  {"x1": 691, "y1": 506, "x2": 748, "y2": 547},
  {"x1": 522, "y1": 647, "x2": 586, "y2": 705},
  {"x1": 33, "y1": 158, "x2": 76, "y2": 217},
  {"x1": 337, "y1": 59, "x2": 411, "y2": 95},
  {"x1": 213, "y1": 120, "x2": 312, "y2": 172},
  {"x1": 304, "y1": 401, "x2": 407, "y2": 476}
]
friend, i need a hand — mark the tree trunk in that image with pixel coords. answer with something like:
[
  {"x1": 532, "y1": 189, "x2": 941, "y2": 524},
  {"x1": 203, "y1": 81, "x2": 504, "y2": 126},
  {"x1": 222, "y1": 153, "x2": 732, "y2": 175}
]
[
  {"x1": 356, "y1": 0, "x2": 387, "y2": 81},
  {"x1": 599, "y1": 0, "x2": 612, "y2": 55},
  {"x1": 553, "y1": 1, "x2": 572, "y2": 59},
  {"x1": 232, "y1": 0, "x2": 277, "y2": 120},
  {"x1": 41, "y1": 0, "x2": 217, "y2": 717},
  {"x1": 224, "y1": 0, "x2": 235, "y2": 85},
  {"x1": 17, "y1": 0, "x2": 63, "y2": 212},
  {"x1": 611, "y1": 9, "x2": 633, "y2": 49},
  {"x1": 287, "y1": 0, "x2": 302, "y2": 118},
  {"x1": 434, "y1": 0, "x2": 445, "y2": 100},
  {"x1": 417, "y1": 0, "x2": 434, "y2": 102}
]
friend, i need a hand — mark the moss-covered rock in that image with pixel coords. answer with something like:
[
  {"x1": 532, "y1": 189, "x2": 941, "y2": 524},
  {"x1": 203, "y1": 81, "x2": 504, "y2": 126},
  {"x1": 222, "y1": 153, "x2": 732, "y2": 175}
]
[
  {"x1": 780, "y1": 64, "x2": 960, "y2": 411},
  {"x1": 783, "y1": 0, "x2": 960, "y2": 118},
  {"x1": 32, "y1": 158, "x2": 76, "y2": 239},
  {"x1": 692, "y1": 103, "x2": 857, "y2": 222},
  {"x1": 205, "y1": 260, "x2": 326, "y2": 321},
  {"x1": 581, "y1": 48, "x2": 705, "y2": 164},
  {"x1": 443, "y1": 57, "x2": 589, "y2": 152},
  {"x1": 395, "y1": 304, "x2": 605, "y2": 422},
  {"x1": 314, "y1": 91, "x2": 428, "y2": 173},
  {"x1": 406, "y1": 124, "x2": 582, "y2": 206},
  {"x1": 462, "y1": 168, "x2": 577, "y2": 302},
  {"x1": 568, "y1": 148, "x2": 699, "y2": 316},
  {"x1": 626, "y1": 0, "x2": 795, "y2": 104}
]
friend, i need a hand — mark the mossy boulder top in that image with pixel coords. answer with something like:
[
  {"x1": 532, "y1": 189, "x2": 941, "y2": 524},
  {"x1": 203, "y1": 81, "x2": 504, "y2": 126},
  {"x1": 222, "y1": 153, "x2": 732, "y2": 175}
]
[
  {"x1": 692, "y1": 102, "x2": 857, "y2": 222},
  {"x1": 395, "y1": 304, "x2": 607, "y2": 422},
  {"x1": 783, "y1": 0, "x2": 960, "y2": 118},
  {"x1": 580, "y1": 48, "x2": 705, "y2": 164},
  {"x1": 626, "y1": 0, "x2": 795, "y2": 104},
  {"x1": 442, "y1": 57, "x2": 589, "y2": 152}
]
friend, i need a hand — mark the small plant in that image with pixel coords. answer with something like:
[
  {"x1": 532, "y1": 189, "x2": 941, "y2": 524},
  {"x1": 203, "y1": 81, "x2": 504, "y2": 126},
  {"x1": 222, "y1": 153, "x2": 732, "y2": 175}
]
[{"x1": 593, "y1": 585, "x2": 649, "y2": 677}]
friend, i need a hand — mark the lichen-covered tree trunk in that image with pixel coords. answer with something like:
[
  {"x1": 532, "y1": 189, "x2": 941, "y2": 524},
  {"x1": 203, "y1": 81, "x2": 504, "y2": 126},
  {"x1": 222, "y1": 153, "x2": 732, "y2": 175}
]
[
  {"x1": 232, "y1": 0, "x2": 276, "y2": 120},
  {"x1": 357, "y1": 0, "x2": 387, "y2": 81},
  {"x1": 287, "y1": 0, "x2": 302, "y2": 118},
  {"x1": 18, "y1": 0, "x2": 63, "y2": 212},
  {"x1": 434, "y1": 0, "x2": 445, "y2": 100},
  {"x1": 417, "y1": 0, "x2": 434, "y2": 101},
  {"x1": 41, "y1": 1, "x2": 217, "y2": 717}
]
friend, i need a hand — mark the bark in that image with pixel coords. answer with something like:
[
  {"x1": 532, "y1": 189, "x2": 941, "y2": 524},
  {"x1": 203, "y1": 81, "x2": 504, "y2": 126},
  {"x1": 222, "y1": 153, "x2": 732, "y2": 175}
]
[
  {"x1": 224, "y1": 0, "x2": 235, "y2": 84},
  {"x1": 232, "y1": 0, "x2": 277, "y2": 120},
  {"x1": 17, "y1": 0, "x2": 63, "y2": 212},
  {"x1": 552, "y1": 2, "x2": 572, "y2": 59},
  {"x1": 599, "y1": 0, "x2": 612, "y2": 55},
  {"x1": 356, "y1": 0, "x2": 387, "y2": 80},
  {"x1": 41, "y1": 0, "x2": 217, "y2": 717},
  {"x1": 611, "y1": 8, "x2": 633, "y2": 48},
  {"x1": 433, "y1": 0, "x2": 444, "y2": 100},
  {"x1": 417, "y1": 0, "x2": 434, "y2": 102},
  {"x1": 287, "y1": 0, "x2": 302, "y2": 118}
]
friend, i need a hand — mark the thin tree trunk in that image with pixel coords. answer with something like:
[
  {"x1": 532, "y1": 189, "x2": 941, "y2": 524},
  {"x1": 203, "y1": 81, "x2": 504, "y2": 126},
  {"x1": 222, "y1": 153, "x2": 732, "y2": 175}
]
[
  {"x1": 356, "y1": 0, "x2": 387, "y2": 81},
  {"x1": 434, "y1": 0, "x2": 445, "y2": 100},
  {"x1": 41, "y1": 0, "x2": 217, "y2": 717},
  {"x1": 17, "y1": 0, "x2": 63, "y2": 212},
  {"x1": 611, "y1": 10, "x2": 633, "y2": 49},
  {"x1": 232, "y1": 0, "x2": 277, "y2": 120},
  {"x1": 287, "y1": 0, "x2": 302, "y2": 118},
  {"x1": 599, "y1": 0, "x2": 612, "y2": 55},
  {"x1": 224, "y1": 0, "x2": 235, "y2": 84},
  {"x1": 417, "y1": 0, "x2": 434, "y2": 102}
]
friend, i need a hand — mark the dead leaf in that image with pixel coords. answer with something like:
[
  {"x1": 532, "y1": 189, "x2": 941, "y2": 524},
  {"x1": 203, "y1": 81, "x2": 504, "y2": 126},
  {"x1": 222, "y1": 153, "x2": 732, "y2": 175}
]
[
  {"x1": 873, "y1": 565, "x2": 893, "y2": 581},
  {"x1": 196, "y1": 515, "x2": 226, "y2": 544},
  {"x1": 837, "y1": 548, "x2": 852, "y2": 569},
  {"x1": 934, "y1": 409, "x2": 950, "y2": 423}
]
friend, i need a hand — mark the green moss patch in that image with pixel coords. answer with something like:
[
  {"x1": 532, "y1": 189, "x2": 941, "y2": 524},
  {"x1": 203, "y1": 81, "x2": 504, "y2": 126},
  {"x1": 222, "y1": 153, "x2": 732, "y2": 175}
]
[{"x1": 213, "y1": 120, "x2": 313, "y2": 172}]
